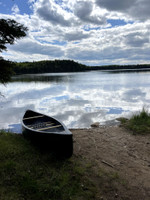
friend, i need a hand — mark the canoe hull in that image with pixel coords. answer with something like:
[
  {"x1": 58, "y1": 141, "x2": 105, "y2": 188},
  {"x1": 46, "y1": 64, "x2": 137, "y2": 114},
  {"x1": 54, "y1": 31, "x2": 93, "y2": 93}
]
[{"x1": 22, "y1": 110, "x2": 73, "y2": 158}]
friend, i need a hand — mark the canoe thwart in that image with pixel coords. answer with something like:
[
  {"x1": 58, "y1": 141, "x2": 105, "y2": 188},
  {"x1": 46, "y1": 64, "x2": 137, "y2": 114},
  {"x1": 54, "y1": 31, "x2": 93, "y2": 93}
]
[
  {"x1": 23, "y1": 115, "x2": 44, "y2": 120},
  {"x1": 37, "y1": 124, "x2": 62, "y2": 131}
]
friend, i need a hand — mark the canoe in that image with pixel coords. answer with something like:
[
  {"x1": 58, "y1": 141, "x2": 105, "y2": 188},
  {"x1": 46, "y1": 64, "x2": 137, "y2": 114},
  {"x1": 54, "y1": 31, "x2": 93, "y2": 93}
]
[{"x1": 22, "y1": 110, "x2": 73, "y2": 157}]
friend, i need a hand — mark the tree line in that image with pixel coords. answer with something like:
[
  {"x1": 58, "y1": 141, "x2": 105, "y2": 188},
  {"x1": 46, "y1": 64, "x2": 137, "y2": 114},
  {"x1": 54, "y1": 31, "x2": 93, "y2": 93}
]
[
  {"x1": 12, "y1": 61, "x2": 150, "y2": 75},
  {"x1": 90, "y1": 64, "x2": 150, "y2": 71},
  {"x1": 13, "y1": 60, "x2": 88, "y2": 74}
]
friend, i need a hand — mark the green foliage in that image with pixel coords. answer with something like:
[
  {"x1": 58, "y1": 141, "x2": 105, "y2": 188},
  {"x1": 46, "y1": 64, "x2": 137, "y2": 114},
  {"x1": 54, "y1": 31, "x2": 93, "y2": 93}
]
[
  {"x1": 121, "y1": 108, "x2": 150, "y2": 134},
  {"x1": 0, "y1": 19, "x2": 28, "y2": 52},
  {"x1": 0, "y1": 131, "x2": 96, "y2": 200},
  {"x1": 89, "y1": 64, "x2": 150, "y2": 71},
  {"x1": 13, "y1": 60, "x2": 88, "y2": 74},
  {"x1": 0, "y1": 58, "x2": 14, "y2": 84},
  {"x1": 13, "y1": 60, "x2": 150, "y2": 75},
  {"x1": 0, "y1": 131, "x2": 132, "y2": 200},
  {"x1": 0, "y1": 18, "x2": 27, "y2": 84},
  {"x1": 117, "y1": 117, "x2": 128, "y2": 124},
  {"x1": 97, "y1": 168, "x2": 122, "y2": 192}
]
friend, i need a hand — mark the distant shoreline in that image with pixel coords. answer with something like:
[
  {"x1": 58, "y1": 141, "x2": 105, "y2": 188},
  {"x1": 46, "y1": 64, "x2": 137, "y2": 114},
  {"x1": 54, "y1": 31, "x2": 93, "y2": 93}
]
[{"x1": 12, "y1": 59, "x2": 150, "y2": 75}]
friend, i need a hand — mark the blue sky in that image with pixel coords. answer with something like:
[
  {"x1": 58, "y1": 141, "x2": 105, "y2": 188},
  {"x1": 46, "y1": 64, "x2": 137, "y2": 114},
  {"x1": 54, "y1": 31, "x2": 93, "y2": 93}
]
[
  {"x1": 0, "y1": 0, "x2": 32, "y2": 15},
  {"x1": 0, "y1": 0, "x2": 150, "y2": 65}
]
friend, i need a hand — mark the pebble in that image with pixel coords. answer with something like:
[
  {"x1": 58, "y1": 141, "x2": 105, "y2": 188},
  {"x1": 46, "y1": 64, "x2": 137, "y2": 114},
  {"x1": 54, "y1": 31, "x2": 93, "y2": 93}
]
[{"x1": 91, "y1": 122, "x2": 100, "y2": 128}]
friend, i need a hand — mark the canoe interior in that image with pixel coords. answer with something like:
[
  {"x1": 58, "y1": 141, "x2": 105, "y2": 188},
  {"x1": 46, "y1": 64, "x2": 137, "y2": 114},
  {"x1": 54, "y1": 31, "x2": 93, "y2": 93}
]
[
  {"x1": 23, "y1": 110, "x2": 65, "y2": 133},
  {"x1": 22, "y1": 110, "x2": 73, "y2": 158}
]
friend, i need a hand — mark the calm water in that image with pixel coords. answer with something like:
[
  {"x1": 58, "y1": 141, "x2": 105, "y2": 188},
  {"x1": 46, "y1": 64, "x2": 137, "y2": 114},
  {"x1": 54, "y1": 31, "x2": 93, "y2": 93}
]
[{"x1": 0, "y1": 70, "x2": 150, "y2": 133}]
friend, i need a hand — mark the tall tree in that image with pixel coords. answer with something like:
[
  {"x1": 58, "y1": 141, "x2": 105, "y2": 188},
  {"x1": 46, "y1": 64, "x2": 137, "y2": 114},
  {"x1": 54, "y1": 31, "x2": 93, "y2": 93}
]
[
  {"x1": 0, "y1": 58, "x2": 14, "y2": 84},
  {"x1": 0, "y1": 19, "x2": 28, "y2": 83},
  {"x1": 0, "y1": 19, "x2": 28, "y2": 52}
]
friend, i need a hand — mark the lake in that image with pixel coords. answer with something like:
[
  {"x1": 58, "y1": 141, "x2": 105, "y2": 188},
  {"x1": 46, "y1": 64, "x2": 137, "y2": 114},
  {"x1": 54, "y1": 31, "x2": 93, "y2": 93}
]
[{"x1": 0, "y1": 70, "x2": 150, "y2": 133}]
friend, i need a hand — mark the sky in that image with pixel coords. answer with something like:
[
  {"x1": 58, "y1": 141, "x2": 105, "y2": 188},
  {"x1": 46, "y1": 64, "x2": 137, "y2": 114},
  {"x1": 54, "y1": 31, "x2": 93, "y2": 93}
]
[{"x1": 0, "y1": 0, "x2": 150, "y2": 66}]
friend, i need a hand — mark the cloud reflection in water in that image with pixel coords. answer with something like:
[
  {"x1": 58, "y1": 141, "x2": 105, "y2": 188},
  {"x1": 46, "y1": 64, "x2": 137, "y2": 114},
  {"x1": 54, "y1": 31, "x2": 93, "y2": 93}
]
[{"x1": 0, "y1": 71, "x2": 150, "y2": 133}]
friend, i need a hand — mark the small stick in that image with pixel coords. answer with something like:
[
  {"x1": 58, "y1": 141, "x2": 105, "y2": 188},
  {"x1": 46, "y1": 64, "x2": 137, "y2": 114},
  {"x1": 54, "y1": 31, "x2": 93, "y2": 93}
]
[{"x1": 101, "y1": 160, "x2": 114, "y2": 168}]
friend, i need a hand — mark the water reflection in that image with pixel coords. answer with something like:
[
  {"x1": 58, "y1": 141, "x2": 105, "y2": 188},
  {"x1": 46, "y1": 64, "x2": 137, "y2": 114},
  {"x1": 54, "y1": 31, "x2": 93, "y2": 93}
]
[
  {"x1": 122, "y1": 88, "x2": 146, "y2": 102},
  {"x1": 105, "y1": 68, "x2": 150, "y2": 73},
  {"x1": 11, "y1": 73, "x2": 76, "y2": 83},
  {"x1": 0, "y1": 71, "x2": 150, "y2": 133}
]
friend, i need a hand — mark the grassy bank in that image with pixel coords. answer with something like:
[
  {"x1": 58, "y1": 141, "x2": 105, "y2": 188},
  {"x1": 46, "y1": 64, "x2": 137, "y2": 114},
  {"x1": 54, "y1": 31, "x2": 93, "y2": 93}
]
[
  {"x1": 0, "y1": 131, "x2": 95, "y2": 200},
  {"x1": 0, "y1": 131, "x2": 125, "y2": 200},
  {"x1": 119, "y1": 108, "x2": 150, "y2": 135}
]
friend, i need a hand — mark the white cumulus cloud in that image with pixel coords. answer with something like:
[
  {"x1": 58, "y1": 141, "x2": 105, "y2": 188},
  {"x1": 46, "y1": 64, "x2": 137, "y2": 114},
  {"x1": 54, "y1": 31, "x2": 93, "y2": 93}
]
[
  {"x1": 11, "y1": 4, "x2": 20, "y2": 14},
  {"x1": 0, "y1": 0, "x2": 150, "y2": 65}
]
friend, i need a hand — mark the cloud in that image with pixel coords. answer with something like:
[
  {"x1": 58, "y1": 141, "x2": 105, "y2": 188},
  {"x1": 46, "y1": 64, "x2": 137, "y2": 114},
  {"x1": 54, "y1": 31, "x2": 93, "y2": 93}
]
[
  {"x1": 35, "y1": 0, "x2": 72, "y2": 26},
  {"x1": 1, "y1": 69, "x2": 150, "y2": 129},
  {"x1": 74, "y1": 1, "x2": 106, "y2": 25},
  {"x1": 124, "y1": 32, "x2": 149, "y2": 47},
  {"x1": 96, "y1": 0, "x2": 150, "y2": 21},
  {"x1": 96, "y1": 0, "x2": 135, "y2": 11},
  {"x1": 1, "y1": 0, "x2": 150, "y2": 65},
  {"x1": 66, "y1": 47, "x2": 126, "y2": 61},
  {"x1": 11, "y1": 4, "x2": 20, "y2": 14},
  {"x1": 122, "y1": 88, "x2": 146, "y2": 102},
  {"x1": 28, "y1": 0, "x2": 35, "y2": 3},
  {"x1": 66, "y1": 43, "x2": 150, "y2": 64},
  {"x1": 64, "y1": 30, "x2": 90, "y2": 41},
  {"x1": 130, "y1": 0, "x2": 150, "y2": 20},
  {"x1": 8, "y1": 38, "x2": 64, "y2": 57},
  {"x1": 34, "y1": 0, "x2": 107, "y2": 27}
]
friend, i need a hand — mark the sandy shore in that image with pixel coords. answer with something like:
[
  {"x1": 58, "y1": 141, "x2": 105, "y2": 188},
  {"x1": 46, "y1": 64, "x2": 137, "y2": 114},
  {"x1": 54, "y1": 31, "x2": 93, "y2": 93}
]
[{"x1": 71, "y1": 125, "x2": 150, "y2": 200}]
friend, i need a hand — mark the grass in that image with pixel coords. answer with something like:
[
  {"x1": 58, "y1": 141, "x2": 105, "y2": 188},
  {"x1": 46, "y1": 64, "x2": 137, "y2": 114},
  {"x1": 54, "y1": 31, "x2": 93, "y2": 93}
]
[
  {"x1": 0, "y1": 130, "x2": 127, "y2": 200},
  {"x1": 0, "y1": 131, "x2": 96, "y2": 200},
  {"x1": 120, "y1": 108, "x2": 150, "y2": 135}
]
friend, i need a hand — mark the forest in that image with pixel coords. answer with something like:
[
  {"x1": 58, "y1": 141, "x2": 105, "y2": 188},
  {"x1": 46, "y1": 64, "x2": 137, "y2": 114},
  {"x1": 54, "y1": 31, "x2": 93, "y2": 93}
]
[
  {"x1": 13, "y1": 60, "x2": 88, "y2": 74},
  {"x1": 90, "y1": 64, "x2": 150, "y2": 71},
  {"x1": 13, "y1": 60, "x2": 150, "y2": 75}
]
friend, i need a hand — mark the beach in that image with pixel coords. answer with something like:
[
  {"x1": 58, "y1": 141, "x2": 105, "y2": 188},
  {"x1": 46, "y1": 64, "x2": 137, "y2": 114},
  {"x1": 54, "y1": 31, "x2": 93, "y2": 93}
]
[{"x1": 71, "y1": 125, "x2": 150, "y2": 199}]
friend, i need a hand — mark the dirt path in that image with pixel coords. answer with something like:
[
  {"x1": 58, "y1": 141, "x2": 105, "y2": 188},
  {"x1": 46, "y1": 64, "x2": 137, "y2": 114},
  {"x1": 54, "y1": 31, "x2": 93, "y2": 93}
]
[{"x1": 71, "y1": 126, "x2": 150, "y2": 200}]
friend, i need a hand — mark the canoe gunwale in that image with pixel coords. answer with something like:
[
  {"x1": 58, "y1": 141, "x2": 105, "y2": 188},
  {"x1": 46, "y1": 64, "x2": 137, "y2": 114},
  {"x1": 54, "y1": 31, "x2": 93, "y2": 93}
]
[{"x1": 22, "y1": 110, "x2": 72, "y2": 136}]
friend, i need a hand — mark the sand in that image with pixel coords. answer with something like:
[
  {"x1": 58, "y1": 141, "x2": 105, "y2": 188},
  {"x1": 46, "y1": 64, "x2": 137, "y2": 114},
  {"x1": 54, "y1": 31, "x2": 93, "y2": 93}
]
[{"x1": 71, "y1": 125, "x2": 150, "y2": 199}]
